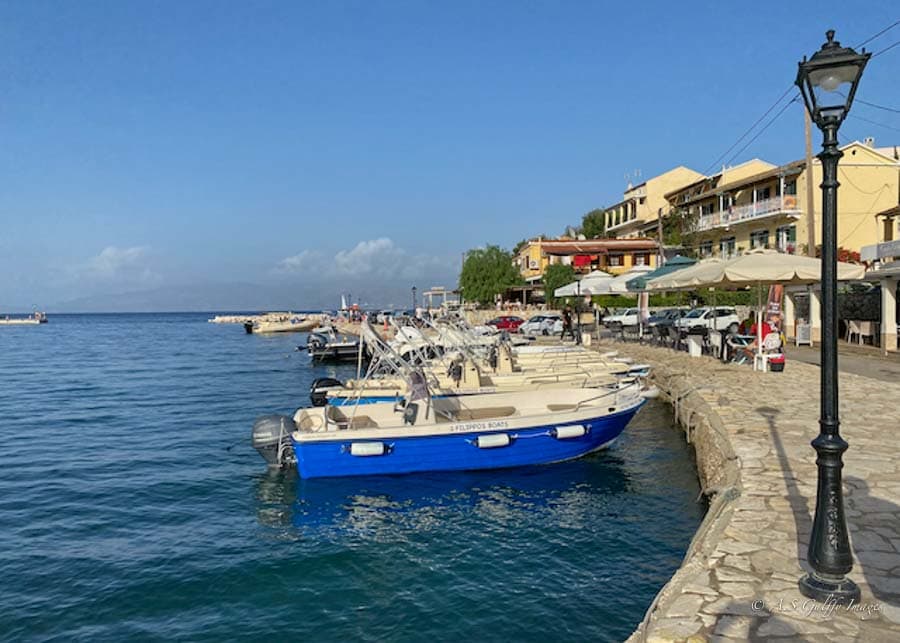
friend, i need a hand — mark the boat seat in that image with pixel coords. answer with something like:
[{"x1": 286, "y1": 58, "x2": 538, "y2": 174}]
[
  {"x1": 452, "y1": 406, "x2": 516, "y2": 421},
  {"x1": 339, "y1": 416, "x2": 378, "y2": 430},
  {"x1": 546, "y1": 404, "x2": 577, "y2": 412}
]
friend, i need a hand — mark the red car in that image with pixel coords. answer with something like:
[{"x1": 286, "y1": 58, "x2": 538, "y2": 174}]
[{"x1": 486, "y1": 315, "x2": 525, "y2": 332}]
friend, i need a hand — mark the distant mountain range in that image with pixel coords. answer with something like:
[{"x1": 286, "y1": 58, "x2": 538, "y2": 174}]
[{"x1": 43, "y1": 277, "x2": 457, "y2": 313}]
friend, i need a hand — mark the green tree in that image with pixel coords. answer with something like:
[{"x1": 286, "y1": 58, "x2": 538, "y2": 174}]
[
  {"x1": 580, "y1": 208, "x2": 607, "y2": 239},
  {"x1": 542, "y1": 264, "x2": 576, "y2": 306},
  {"x1": 458, "y1": 245, "x2": 523, "y2": 305},
  {"x1": 511, "y1": 238, "x2": 529, "y2": 256}
]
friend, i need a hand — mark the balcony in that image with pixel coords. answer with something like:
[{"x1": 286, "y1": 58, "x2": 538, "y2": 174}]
[{"x1": 694, "y1": 196, "x2": 801, "y2": 232}]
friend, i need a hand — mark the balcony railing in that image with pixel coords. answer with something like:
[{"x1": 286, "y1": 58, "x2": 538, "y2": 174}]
[{"x1": 694, "y1": 196, "x2": 801, "y2": 232}]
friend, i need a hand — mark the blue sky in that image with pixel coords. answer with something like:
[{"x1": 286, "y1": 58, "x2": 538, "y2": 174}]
[{"x1": 2, "y1": 1, "x2": 899, "y2": 310}]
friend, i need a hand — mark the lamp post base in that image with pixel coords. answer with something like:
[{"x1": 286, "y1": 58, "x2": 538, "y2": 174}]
[{"x1": 799, "y1": 572, "x2": 861, "y2": 603}]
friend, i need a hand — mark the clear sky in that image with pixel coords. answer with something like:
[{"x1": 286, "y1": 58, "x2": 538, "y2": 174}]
[{"x1": 2, "y1": 1, "x2": 899, "y2": 311}]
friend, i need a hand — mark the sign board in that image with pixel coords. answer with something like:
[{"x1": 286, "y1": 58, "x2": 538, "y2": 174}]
[{"x1": 862, "y1": 239, "x2": 900, "y2": 262}]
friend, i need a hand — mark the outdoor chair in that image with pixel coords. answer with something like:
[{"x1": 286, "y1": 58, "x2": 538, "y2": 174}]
[
  {"x1": 708, "y1": 329, "x2": 724, "y2": 360},
  {"x1": 608, "y1": 322, "x2": 625, "y2": 343},
  {"x1": 754, "y1": 332, "x2": 784, "y2": 372}
]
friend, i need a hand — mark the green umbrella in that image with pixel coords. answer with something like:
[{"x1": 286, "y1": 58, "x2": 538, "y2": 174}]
[{"x1": 625, "y1": 255, "x2": 697, "y2": 292}]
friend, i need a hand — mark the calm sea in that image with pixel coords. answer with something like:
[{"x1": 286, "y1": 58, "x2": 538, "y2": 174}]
[{"x1": 0, "y1": 313, "x2": 704, "y2": 642}]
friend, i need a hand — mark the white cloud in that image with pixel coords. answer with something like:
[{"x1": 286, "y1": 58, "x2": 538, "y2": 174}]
[
  {"x1": 273, "y1": 250, "x2": 321, "y2": 274},
  {"x1": 71, "y1": 246, "x2": 161, "y2": 286},
  {"x1": 274, "y1": 238, "x2": 451, "y2": 282},
  {"x1": 333, "y1": 238, "x2": 403, "y2": 276}
]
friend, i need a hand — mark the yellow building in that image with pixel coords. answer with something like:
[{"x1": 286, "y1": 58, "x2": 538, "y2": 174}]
[
  {"x1": 602, "y1": 166, "x2": 705, "y2": 238},
  {"x1": 664, "y1": 142, "x2": 900, "y2": 258},
  {"x1": 514, "y1": 237, "x2": 660, "y2": 281}
]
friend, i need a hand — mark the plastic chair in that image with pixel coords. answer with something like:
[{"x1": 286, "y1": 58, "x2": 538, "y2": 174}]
[{"x1": 754, "y1": 333, "x2": 784, "y2": 371}]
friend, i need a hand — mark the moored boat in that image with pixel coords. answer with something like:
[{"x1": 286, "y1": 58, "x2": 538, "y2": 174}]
[
  {"x1": 253, "y1": 382, "x2": 645, "y2": 478},
  {"x1": 0, "y1": 311, "x2": 48, "y2": 326}
]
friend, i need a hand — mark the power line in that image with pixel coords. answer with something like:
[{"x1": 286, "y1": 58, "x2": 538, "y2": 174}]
[
  {"x1": 702, "y1": 86, "x2": 796, "y2": 175},
  {"x1": 848, "y1": 113, "x2": 900, "y2": 133},
  {"x1": 855, "y1": 98, "x2": 900, "y2": 114},
  {"x1": 872, "y1": 38, "x2": 900, "y2": 58},
  {"x1": 725, "y1": 96, "x2": 800, "y2": 167},
  {"x1": 856, "y1": 18, "x2": 900, "y2": 48}
]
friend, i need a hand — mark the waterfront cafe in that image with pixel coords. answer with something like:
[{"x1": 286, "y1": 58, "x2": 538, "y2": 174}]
[{"x1": 644, "y1": 249, "x2": 866, "y2": 368}]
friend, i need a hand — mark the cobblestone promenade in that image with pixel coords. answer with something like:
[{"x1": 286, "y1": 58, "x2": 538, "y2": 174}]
[{"x1": 614, "y1": 342, "x2": 900, "y2": 642}]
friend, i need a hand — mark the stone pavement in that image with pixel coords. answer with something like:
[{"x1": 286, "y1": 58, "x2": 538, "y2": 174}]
[
  {"x1": 612, "y1": 342, "x2": 900, "y2": 642},
  {"x1": 785, "y1": 344, "x2": 900, "y2": 383}
]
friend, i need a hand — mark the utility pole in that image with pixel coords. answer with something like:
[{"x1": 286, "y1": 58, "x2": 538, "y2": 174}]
[{"x1": 805, "y1": 106, "x2": 817, "y2": 257}]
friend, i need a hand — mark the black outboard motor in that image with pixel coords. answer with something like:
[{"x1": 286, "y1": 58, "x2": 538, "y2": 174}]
[
  {"x1": 252, "y1": 414, "x2": 296, "y2": 468},
  {"x1": 309, "y1": 377, "x2": 344, "y2": 407}
]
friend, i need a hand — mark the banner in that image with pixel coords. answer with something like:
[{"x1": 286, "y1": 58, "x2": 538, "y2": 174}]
[{"x1": 765, "y1": 284, "x2": 784, "y2": 333}]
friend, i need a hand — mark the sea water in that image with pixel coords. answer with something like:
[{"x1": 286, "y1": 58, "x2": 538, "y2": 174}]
[{"x1": 0, "y1": 314, "x2": 704, "y2": 641}]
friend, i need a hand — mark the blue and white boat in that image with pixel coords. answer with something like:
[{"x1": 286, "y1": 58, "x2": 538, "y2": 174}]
[{"x1": 252, "y1": 381, "x2": 645, "y2": 478}]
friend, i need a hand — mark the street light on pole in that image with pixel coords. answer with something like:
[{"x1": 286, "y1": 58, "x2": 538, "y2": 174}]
[{"x1": 795, "y1": 29, "x2": 870, "y2": 603}]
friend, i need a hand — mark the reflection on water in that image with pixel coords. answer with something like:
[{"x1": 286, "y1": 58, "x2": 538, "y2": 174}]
[{"x1": 254, "y1": 452, "x2": 633, "y2": 537}]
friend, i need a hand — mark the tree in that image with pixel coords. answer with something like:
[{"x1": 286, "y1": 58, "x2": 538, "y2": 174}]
[
  {"x1": 511, "y1": 238, "x2": 529, "y2": 256},
  {"x1": 542, "y1": 264, "x2": 576, "y2": 306},
  {"x1": 580, "y1": 208, "x2": 607, "y2": 239},
  {"x1": 458, "y1": 245, "x2": 523, "y2": 305}
]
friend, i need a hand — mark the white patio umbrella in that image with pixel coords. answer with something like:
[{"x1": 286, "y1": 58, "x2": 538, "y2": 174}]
[
  {"x1": 645, "y1": 249, "x2": 866, "y2": 369},
  {"x1": 590, "y1": 265, "x2": 655, "y2": 294},
  {"x1": 553, "y1": 270, "x2": 613, "y2": 297},
  {"x1": 645, "y1": 250, "x2": 864, "y2": 290}
]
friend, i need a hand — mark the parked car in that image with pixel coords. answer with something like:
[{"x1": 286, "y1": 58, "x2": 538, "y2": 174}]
[
  {"x1": 647, "y1": 308, "x2": 687, "y2": 328},
  {"x1": 519, "y1": 313, "x2": 562, "y2": 336},
  {"x1": 674, "y1": 306, "x2": 740, "y2": 333},
  {"x1": 603, "y1": 307, "x2": 640, "y2": 327},
  {"x1": 486, "y1": 315, "x2": 525, "y2": 332}
]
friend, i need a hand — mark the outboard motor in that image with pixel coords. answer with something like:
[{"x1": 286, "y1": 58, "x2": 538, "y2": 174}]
[
  {"x1": 252, "y1": 414, "x2": 296, "y2": 468},
  {"x1": 310, "y1": 377, "x2": 344, "y2": 407}
]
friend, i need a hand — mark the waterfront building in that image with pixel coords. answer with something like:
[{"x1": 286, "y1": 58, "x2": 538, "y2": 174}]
[
  {"x1": 664, "y1": 141, "x2": 900, "y2": 259},
  {"x1": 602, "y1": 166, "x2": 705, "y2": 239},
  {"x1": 514, "y1": 237, "x2": 661, "y2": 283}
]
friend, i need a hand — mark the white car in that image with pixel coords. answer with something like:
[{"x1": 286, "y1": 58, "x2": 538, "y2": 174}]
[
  {"x1": 519, "y1": 314, "x2": 563, "y2": 336},
  {"x1": 603, "y1": 307, "x2": 640, "y2": 327},
  {"x1": 674, "y1": 307, "x2": 740, "y2": 333}
]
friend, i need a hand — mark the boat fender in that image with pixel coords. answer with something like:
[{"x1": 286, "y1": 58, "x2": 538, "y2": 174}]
[
  {"x1": 310, "y1": 377, "x2": 344, "y2": 407},
  {"x1": 553, "y1": 425, "x2": 587, "y2": 440},
  {"x1": 349, "y1": 442, "x2": 387, "y2": 457},
  {"x1": 475, "y1": 433, "x2": 510, "y2": 449}
]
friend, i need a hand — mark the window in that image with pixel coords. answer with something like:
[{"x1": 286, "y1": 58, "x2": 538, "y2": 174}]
[
  {"x1": 785, "y1": 180, "x2": 797, "y2": 196},
  {"x1": 719, "y1": 236, "x2": 736, "y2": 257},
  {"x1": 633, "y1": 253, "x2": 650, "y2": 266},
  {"x1": 750, "y1": 229, "x2": 770, "y2": 249},
  {"x1": 701, "y1": 203, "x2": 715, "y2": 216},
  {"x1": 754, "y1": 186, "x2": 772, "y2": 201},
  {"x1": 699, "y1": 241, "x2": 713, "y2": 257},
  {"x1": 608, "y1": 254, "x2": 623, "y2": 267},
  {"x1": 776, "y1": 225, "x2": 797, "y2": 253}
]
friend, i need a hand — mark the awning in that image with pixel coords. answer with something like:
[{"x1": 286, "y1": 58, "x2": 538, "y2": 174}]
[{"x1": 625, "y1": 255, "x2": 697, "y2": 291}]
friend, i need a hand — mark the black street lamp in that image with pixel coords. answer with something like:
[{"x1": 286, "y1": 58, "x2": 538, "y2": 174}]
[
  {"x1": 411, "y1": 286, "x2": 417, "y2": 311},
  {"x1": 795, "y1": 30, "x2": 870, "y2": 603}
]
